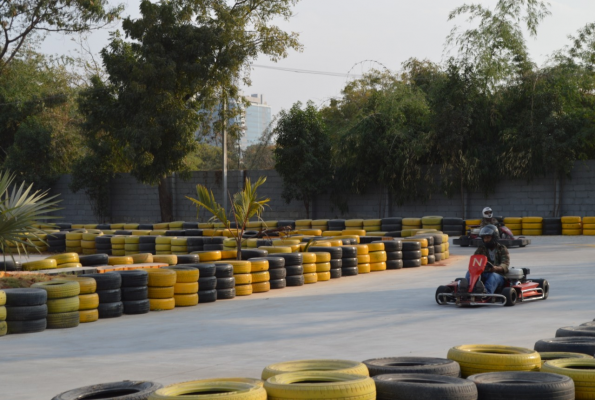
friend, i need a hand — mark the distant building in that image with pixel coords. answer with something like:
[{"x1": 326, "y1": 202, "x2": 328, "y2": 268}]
[{"x1": 242, "y1": 94, "x2": 272, "y2": 149}]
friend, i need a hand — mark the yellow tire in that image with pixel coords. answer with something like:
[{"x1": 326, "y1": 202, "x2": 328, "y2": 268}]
[
  {"x1": 153, "y1": 255, "x2": 178, "y2": 265},
  {"x1": 132, "y1": 253, "x2": 154, "y2": 263},
  {"x1": 315, "y1": 262, "x2": 331, "y2": 273},
  {"x1": 108, "y1": 256, "x2": 133, "y2": 265},
  {"x1": 541, "y1": 358, "x2": 595, "y2": 398},
  {"x1": 583, "y1": 223, "x2": 595, "y2": 229},
  {"x1": 222, "y1": 261, "x2": 251, "y2": 274},
  {"x1": 22, "y1": 259, "x2": 58, "y2": 271},
  {"x1": 369, "y1": 251, "x2": 387, "y2": 262},
  {"x1": 522, "y1": 222, "x2": 543, "y2": 229},
  {"x1": 263, "y1": 372, "x2": 375, "y2": 399},
  {"x1": 447, "y1": 344, "x2": 541, "y2": 377},
  {"x1": 421, "y1": 257, "x2": 428, "y2": 266},
  {"x1": 316, "y1": 271, "x2": 331, "y2": 281},
  {"x1": 46, "y1": 253, "x2": 80, "y2": 264},
  {"x1": 235, "y1": 274, "x2": 252, "y2": 285},
  {"x1": 146, "y1": 269, "x2": 177, "y2": 287},
  {"x1": 149, "y1": 297, "x2": 175, "y2": 311},
  {"x1": 236, "y1": 284, "x2": 253, "y2": 296},
  {"x1": 174, "y1": 282, "x2": 199, "y2": 294},
  {"x1": 167, "y1": 267, "x2": 199, "y2": 283},
  {"x1": 539, "y1": 352, "x2": 593, "y2": 365},
  {"x1": 308, "y1": 252, "x2": 330, "y2": 263},
  {"x1": 155, "y1": 237, "x2": 172, "y2": 244},
  {"x1": 504, "y1": 217, "x2": 522, "y2": 224},
  {"x1": 522, "y1": 230, "x2": 542, "y2": 236},
  {"x1": 252, "y1": 281, "x2": 270, "y2": 293},
  {"x1": 47, "y1": 296, "x2": 80, "y2": 313},
  {"x1": 148, "y1": 286, "x2": 175, "y2": 299},
  {"x1": 261, "y1": 359, "x2": 370, "y2": 380},
  {"x1": 248, "y1": 259, "x2": 269, "y2": 272},
  {"x1": 58, "y1": 262, "x2": 83, "y2": 269},
  {"x1": 342, "y1": 229, "x2": 365, "y2": 236},
  {"x1": 171, "y1": 238, "x2": 187, "y2": 246},
  {"x1": 403, "y1": 218, "x2": 422, "y2": 226},
  {"x1": 174, "y1": 293, "x2": 199, "y2": 307},
  {"x1": 506, "y1": 223, "x2": 522, "y2": 230},
  {"x1": 65, "y1": 233, "x2": 83, "y2": 240},
  {"x1": 420, "y1": 248, "x2": 429, "y2": 257},
  {"x1": 583, "y1": 217, "x2": 595, "y2": 224},
  {"x1": 345, "y1": 219, "x2": 363, "y2": 227},
  {"x1": 81, "y1": 241, "x2": 97, "y2": 249},
  {"x1": 563, "y1": 229, "x2": 582, "y2": 235},
  {"x1": 32, "y1": 280, "x2": 80, "y2": 298},
  {"x1": 357, "y1": 254, "x2": 371, "y2": 264},
  {"x1": 111, "y1": 236, "x2": 126, "y2": 244},
  {"x1": 78, "y1": 293, "x2": 99, "y2": 310},
  {"x1": 304, "y1": 273, "x2": 318, "y2": 284},
  {"x1": 583, "y1": 230, "x2": 595, "y2": 236},
  {"x1": 79, "y1": 309, "x2": 98, "y2": 323},
  {"x1": 195, "y1": 251, "x2": 221, "y2": 262},
  {"x1": 358, "y1": 263, "x2": 371, "y2": 274},
  {"x1": 522, "y1": 216, "x2": 543, "y2": 223},
  {"x1": 298, "y1": 252, "x2": 317, "y2": 264},
  {"x1": 0, "y1": 291, "x2": 5, "y2": 306},
  {"x1": 370, "y1": 262, "x2": 387, "y2": 271},
  {"x1": 112, "y1": 249, "x2": 126, "y2": 256},
  {"x1": 251, "y1": 271, "x2": 270, "y2": 283},
  {"x1": 149, "y1": 380, "x2": 267, "y2": 400},
  {"x1": 366, "y1": 243, "x2": 384, "y2": 252},
  {"x1": 561, "y1": 216, "x2": 581, "y2": 223},
  {"x1": 0, "y1": 306, "x2": 6, "y2": 321},
  {"x1": 220, "y1": 250, "x2": 237, "y2": 259},
  {"x1": 563, "y1": 223, "x2": 582, "y2": 230},
  {"x1": 363, "y1": 219, "x2": 381, "y2": 226},
  {"x1": 302, "y1": 263, "x2": 316, "y2": 274}
]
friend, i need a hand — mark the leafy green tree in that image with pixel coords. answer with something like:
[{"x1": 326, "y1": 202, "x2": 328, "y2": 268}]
[
  {"x1": 77, "y1": 0, "x2": 301, "y2": 222},
  {"x1": 274, "y1": 101, "x2": 332, "y2": 218},
  {"x1": 243, "y1": 144, "x2": 275, "y2": 170}
]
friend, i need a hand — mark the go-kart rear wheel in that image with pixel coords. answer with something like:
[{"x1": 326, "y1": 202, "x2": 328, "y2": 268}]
[
  {"x1": 532, "y1": 279, "x2": 549, "y2": 300},
  {"x1": 435, "y1": 286, "x2": 453, "y2": 305},
  {"x1": 502, "y1": 287, "x2": 517, "y2": 306}
]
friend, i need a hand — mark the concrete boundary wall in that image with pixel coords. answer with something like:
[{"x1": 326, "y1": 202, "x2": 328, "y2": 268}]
[{"x1": 47, "y1": 161, "x2": 595, "y2": 223}]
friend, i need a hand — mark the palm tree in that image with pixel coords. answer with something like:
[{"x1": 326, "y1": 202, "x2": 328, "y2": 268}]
[
  {"x1": 0, "y1": 170, "x2": 61, "y2": 266},
  {"x1": 187, "y1": 176, "x2": 269, "y2": 260}
]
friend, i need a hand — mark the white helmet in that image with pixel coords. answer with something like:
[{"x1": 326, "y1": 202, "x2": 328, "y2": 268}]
[{"x1": 482, "y1": 207, "x2": 493, "y2": 219}]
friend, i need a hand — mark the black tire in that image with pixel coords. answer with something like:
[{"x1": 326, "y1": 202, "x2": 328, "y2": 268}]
[
  {"x1": 123, "y1": 299, "x2": 150, "y2": 315},
  {"x1": 341, "y1": 258, "x2": 358, "y2": 268},
  {"x1": 502, "y1": 287, "x2": 517, "y2": 306},
  {"x1": 115, "y1": 270, "x2": 149, "y2": 287},
  {"x1": 556, "y1": 326, "x2": 595, "y2": 338},
  {"x1": 402, "y1": 250, "x2": 422, "y2": 260},
  {"x1": 330, "y1": 269, "x2": 342, "y2": 279},
  {"x1": 387, "y1": 251, "x2": 402, "y2": 261},
  {"x1": 364, "y1": 357, "x2": 460, "y2": 377},
  {"x1": 269, "y1": 268, "x2": 287, "y2": 280},
  {"x1": 83, "y1": 273, "x2": 122, "y2": 290},
  {"x1": 381, "y1": 224, "x2": 402, "y2": 232},
  {"x1": 340, "y1": 246, "x2": 357, "y2": 258},
  {"x1": 176, "y1": 254, "x2": 200, "y2": 264},
  {"x1": 241, "y1": 249, "x2": 268, "y2": 259},
  {"x1": 185, "y1": 263, "x2": 216, "y2": 277},
  {"x1": 165, "y1": 230, "x2": 185, "y2": 236},
  {"x1": 214, "y1": 263, "x2": 234, "y2": 278},
  {"x1": 382, "y1": 217, "x2": 403, "y2": 225},
  {"x1": 443, "y1": 224, "x2": 464, "y2": 231},
  {"x1": 542, "y1": 229, "x2": 561, "y2": 236},
  {"x1": 3, "y1": 288, "x2": 47, "y2": 306},
  {"x1": 383, "y1": 231, "x2": 402, "y2": 238},
  {"x1": 186, "y1": 237, "x2": 203, "y2": 246},
  {"x1": 216, "y1": 288, "x2": 236, "y2": 299},
  {"x1": 139, "y1": 236, "x2": 157, "y2": 244},
  {"x1": 185, "y1": 229, "x2": 203, "y2": 237},
  {"x1": 359, "y1": 236, "x2": 383, "y2": 244},
  {"x1": 182, "y1": 222, "x2": 198, "y2": 229},
  {"x1": 114, "y1": 230, "x2": 132, "y2": 235},
  {"x1": 427, "y1": 255, "x2": 435, "y2": 264},
  {"x1": 187, "y1": 246, "x2": 203, "y2": 253},
  {"x1": 435, "y1": 286, "x2": 453, "y2": 305},
  {"x1": 270, "y1": 279, "x2": 286, "y2": 289},
  {"x1": 285, "y1": 265, "x2": 304, "y2": 276},
  {"x1": 51, "y1": 380, "x2": 163, "y2": 400},
  {"x1": 97, "y1": 289, "x2": 122, "y2": 303},
  {"x1": 0, "y1": 260, "x2": 21, "y2": 271},
  {"x1": 442, "y1": 217, "x2": 463, "y2": 225},
  {"x1": 198, "y1": 276, "x2": 217, "y2": 291},
  {"x1": 330, "y1": 259, "x2": 342, "y2": 269},
  {"x1": 434, "y1": 253, "x2": 444, "y2": 261},
  {"x1": 444, "y1": 231, "x2": 464, "y2": 237},
  {"x1": 96, "y1": 236, "x2": 113, "y2": 244},
  {"x1": 258, "y1": 257, "x2": 285, "y2": 269},
  {"x1": 535, "y1": 337, "x2": 595, "y2": 354},
  {"x1": 375, "y1": 240, "x2": 401, "y2": 252},
  {"x1": 121, "y1": 286, "x2": 148, "y2": 301},
  {"x1": 403, "y1": 259, "x2": 421, "y2": 268},
  {"x1": 286, "y1": 275, "x2": 305, "y2": 286},
  {"x1": 97, "y1": 302, "x2": 123, "y2": 318},
  {"x1": 204, "y1": 244, "x2": 224, "y2": 251},
  {"x1": 402, "y1": 242, "x2": 421, "y2": 251},
  {"x1": 308, "y1": 246, "x2": 342, "y2": 259},
  {"x1": 198, "y1": 289, "x2": 217, "y2": 303},
  {"x1": 255, "y1": 239, "x2": 273, "y2": 246},
  {"x1": 531, "y1": 279, "x2": 549, "y2": 300},
  {"x1": 5, "y1": 304, "x2": 48, "y2": 321},
  {"x1": 374, "y1": 373, "x2": 477, "y2": 400},
  {"x1": 467, "y1": 371, "x2": 574, "y2": 400},
  {"x1": 215, "y1": 277, "x2": 235, "y2": 290},
  {"x1": 387, "y1": 260, "x2": 403, "y2": 270},
  {"x1": 433, "y1": 245, "x2": 443, "y2": 254},
  {"x1": 78, "y1": 254, "x2": 109, "y2": 266},
  {"x1": 272, "y1": 253, "x2": 302, "y2": 266},
  {"x1": 342, "y1": 266, "x2": 359, "y2": 276},
  {"x1": 6, "y1": 318, "x2": 47, "y2": 334}
]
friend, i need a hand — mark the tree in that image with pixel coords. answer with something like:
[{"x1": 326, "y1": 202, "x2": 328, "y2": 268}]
[
  {"x1": 0, "y1": 0, "x2": 122, "y2": 75},
  {"x1": 77, "y1": 0, "x2": 301, "y2": 222},
  {"x1": 274, "y1": 101, "x2": 332, "y2": 218},
  {"x1": 243, "y1": 144, "x2": 275, "y2": 170},
  {"x1": 187, "y1": 176, "x2": 269, "y2": 260}
]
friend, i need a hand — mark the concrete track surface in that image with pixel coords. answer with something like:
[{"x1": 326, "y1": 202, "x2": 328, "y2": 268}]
[{"x1": 1, "y1": 236, "x2": 594, "y2": 399}]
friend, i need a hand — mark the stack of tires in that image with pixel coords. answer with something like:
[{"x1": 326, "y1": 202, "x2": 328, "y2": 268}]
[
  {"x1": 212, "y1": 263, "x2": 236, "y2": 299},
  {"x1": 339, "y1": 245, "x2": 358, "y2": 276},
  {"x1": 95, "y1": 235, "x2": 112, "y2": 255},
  {"x1": 402, "y1": 241, "x2": 422, "y2": 268},
  {"x1": 137, "y1": 236, "x2": 156, "y2": 255},
  {"x1": 295, "y1": 219, "x2": 312, "y2": 231},
  {"x1": 22, "y1": 258, "x2": 57, "y2": 271},
  {"x1": 0, "y1": 290, "x2": 5, "y2": 336},
  {"x1": 562, "y1": 216, "x2": 582, "y2": 235},
  {"x1": 46, "y1": 253, "x2": 81, "y2": 269},
  {"x1": 543, "y1": 218, "x2": 562, "y2": 235},
  {"x1": 171, "y1": 238, "x2": 188, "y2": 255},
  {"x1": 65, "y1": 231, "x2": 83, "y2": 254},
  {"x1": 442, "y1": 218, "x2": 464, "y2": 237},
  {"x1": 447, "y1": 344, "x2": 541, "y2": 377},
  {"x1": 194, "y1": 264, "x2": 217, "y2": 303},
  {"x1": 164, "y1": 266, "x2": 199, "y2": 307},
  {"x1": 522, "y1": 217, "x2": 543, "y2": 236},
  {"x1": 124, "y1": 236, "x2": 140, "y2": 256},
  {"x1": 115, "y1": 270, "x2": 150, "y2": 315},
  {"x1": 377, "y1": 240, "x2": 402, "y2": 269},
  {"x1": 276, "y1": 253, "x2": 304, "y2": 287},
  {"x1": 223, "y1": 261, "x2": 252, "y2": 296},
  {"x1": 328, "y1": 219, "x2": 346, "y2": 232},
  {"x1": 3, "y1": 288, "x2": 48, "y2": 334},
  {"x1": 155, "y1": 237, "x2": 173, "y2": 255},
  {"x1": 277, "y1": 220, "x2": 296, "y2": 230},
  {"x1": 60, "y1": 276, "x2": 98, "y2": 323},
  {"x1": 312, "y1": 219, "x2": 328, "y2": 232},
  {"x1": 311, "y1": 246, "x2": 342, "y2": 279},
  {"x1": 147, "y1": 269, "x2": 176, "y2": 311},
  {"x1": 257, "y1": 257, "x2": 286, "y2": 289},
  {"x1": 431, "y1": 234, "x2": 447, "y2": 263},
  {"x1": 381, "y1": 218, "x2": 402, "y2": 234},
  {"x1": 110, "y1": 236, "x2": 125, "y2": 256},
  {"x1": 354, "y1": 244, "x2": 370, "y2": 274},
  {"x1": 47, "y1": 232, "x2": 66, "y2": 253},
  {"x1": 464, "y1": 219, "x2": 481, "y2": 234},
  {"x1": 363, "y1": 219, "x2": 382, "y2": 233},
  {"x1": 504, "y1": 217, "x2": 522, "y2": 236},
  {"x1": 421, "y1": 216, "x2": 443, "y2": 231},
  {"x1": 415, "y1": 236, "x2": 433, "y2": 265},
  {"x1": 82, "y1": 231, "x2": 102, "y2": 255},
  {"x1": 308, "y1": 251, "x2": 329, "y2": 282},
  {"x1": 186, "y1": 237, "x2": 203, "y2": 253},
  {"x1": 401, "y1": 218, "x2": 422, "y2": 236},
  {"x1": 32, "y1": 280, "x2": 80, "y2": 329},
  {"x1": 84, "y1": 273, "x2": 124, "y2": 318},
  {"x1": 367, "y1": 242, "x2": 387, "y2": 271},
  {"x1": 583, "y1": 217, "x2": 595, "y2": 236},
  {"x1": 107, "y1": 256, "x2": 133, "y2": 266},
  {"x1": 250, "y1": 258, "x2": 271, "y2": 293},
  {"x1": 203, "y1": 237, "x2": 225, "y2": 251}
]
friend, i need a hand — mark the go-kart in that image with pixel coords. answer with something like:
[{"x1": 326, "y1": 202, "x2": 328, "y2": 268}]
[
  {"x1": 435, "y1": 255, "x2": 548, "y2": 307},
  {"x1": 453, "y1": 224, "x2": 531, "y2": 248}
]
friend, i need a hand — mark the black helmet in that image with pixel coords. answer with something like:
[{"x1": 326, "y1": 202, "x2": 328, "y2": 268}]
[{"x1": 479, "y1": 225, "x2": 499, "y2": 248}]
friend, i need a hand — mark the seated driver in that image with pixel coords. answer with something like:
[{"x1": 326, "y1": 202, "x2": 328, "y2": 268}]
[
  {"x1": 480, "y1": 207, "x2": 499, "y2": 227},
  {"x1": 466, "y1": 225, "x2": 510, "y2": 294}
]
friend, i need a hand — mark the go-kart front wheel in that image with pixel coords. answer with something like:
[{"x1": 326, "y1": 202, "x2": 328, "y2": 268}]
[
  {"x1": 502, "y1": 287, "x2": 517, "y2": 306},
  {"x1": 532, "y1": 279, "x2": 549, "y2": 300},
  {"x1": 435, "y1": 285, "x2": 453, "y2": 305}
]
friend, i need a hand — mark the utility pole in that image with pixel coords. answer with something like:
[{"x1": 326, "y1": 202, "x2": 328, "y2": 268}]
[{"x1": 222, "y1": 101, "x2": 228, "y2": 212}]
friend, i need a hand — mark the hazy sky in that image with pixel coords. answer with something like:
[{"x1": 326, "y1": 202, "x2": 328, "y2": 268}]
[{"x1": 43, "y1": 0, "x2": 595, "y2": 115}]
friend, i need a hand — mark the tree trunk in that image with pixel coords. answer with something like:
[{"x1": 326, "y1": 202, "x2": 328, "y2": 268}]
[{"x1": 158, "y1": 176, "x2": 173, "y2": 222}]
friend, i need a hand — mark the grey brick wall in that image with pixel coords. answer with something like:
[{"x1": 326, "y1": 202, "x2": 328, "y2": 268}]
[{"x1": 45, "y1": 161, "x2": 595, "y2": 223}]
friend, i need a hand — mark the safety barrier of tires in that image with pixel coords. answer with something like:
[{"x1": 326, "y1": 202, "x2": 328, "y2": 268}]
[
  {"x1": 116, "y1": 270, "x2": 150, "y2": 315},
  {"x1": 261, "y1": 359, "x2": 369, "y2": 380},
  {"x1": 363, "y1": 357, "x2": 461, "y2": 377},
  {"x1": 83, "y1": 273, "x2": 123, "y2": 318},
  {"x1": 58, "y1": 276, "x2": 98, "y2": 323},
  {"x1": 374, "y1": 373, "x2": 477, "y2": 400},
  {"x1": 147, "y1": 269, "x2": 176, "y2": 311},
  {"x1": 447, "y1": 344, "x2": 541, "y2": 377},
  {"x1": 539, "y1": 352, "x2": 593, "y2": 365},
  {"x1": 583, "y1": 216, "x2": 595, "y2": 235},
  {"x1": 150, "y1": 379, "x2": 267, "y2": 400},
  {"x1": 31, "y1": 280, "x2": 80, "y2": 329},
  {"x1": 3, "y1": 288, "x2": 48, "y2": 334},
  {"x1": 165, "y1": 265, "x2": 199, "y2": 307},
  {"x1": 562, "y1": 216, "x2": 582, "y2": 235},
  {"x1": 468, "y1": 371, "x2": 574, "y2": 400},
  {"x1": 52, "y1": 380, "x2": 163, "y2": 400},
  {"x1": 541, "y1": 358, "x2": 595, "y2": 399},
  {"x1": 522, "y1": 216, "x2": 543, "y2": 236}
]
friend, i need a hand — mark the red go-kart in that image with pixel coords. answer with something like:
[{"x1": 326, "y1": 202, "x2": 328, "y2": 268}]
[
  {"x1": 435, "y1": 255, "x2": 549, "y2": 307},
  {"x1": 453, "y1": 224, "x2": 531, "y2": 248}
]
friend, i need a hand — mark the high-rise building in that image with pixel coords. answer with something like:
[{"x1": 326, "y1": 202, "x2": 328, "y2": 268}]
[{"x1": 242, "y1": 94, "x2": 272, "y2": 149}]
